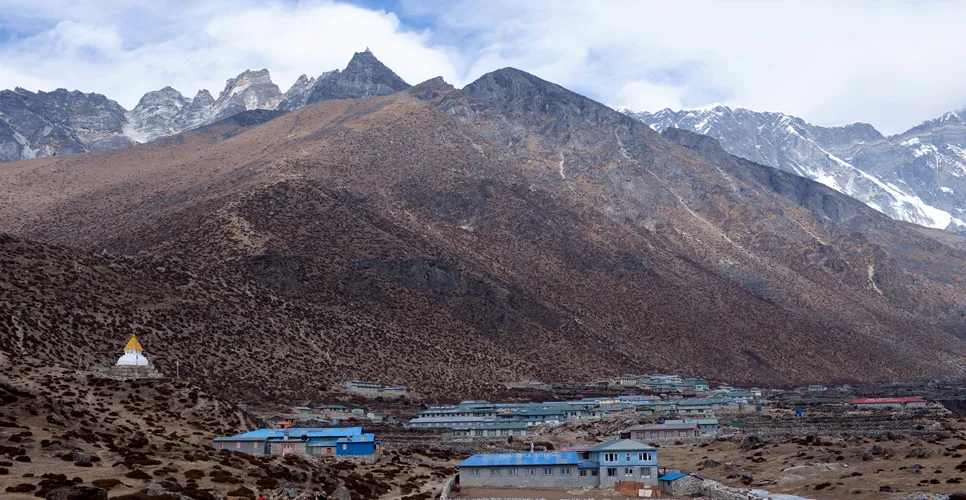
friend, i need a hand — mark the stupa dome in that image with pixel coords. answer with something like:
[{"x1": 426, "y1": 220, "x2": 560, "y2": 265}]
[{"x1": 116, "y1": 333, "x2": 150, "y2": 366}]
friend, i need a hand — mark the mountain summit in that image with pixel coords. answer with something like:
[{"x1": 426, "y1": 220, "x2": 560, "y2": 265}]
[
  {"x1": 304, "y1": 49, "x2": 411, "y2": 105},
  {"x1": 624, "y1": 105, "x2": 966, "y2": 233}
]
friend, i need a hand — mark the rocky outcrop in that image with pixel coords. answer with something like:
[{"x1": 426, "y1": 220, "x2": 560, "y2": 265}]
[
  {"x1": 305, "y1": 49, "x2": 410, "y2": 105},
  {"x1": 277, "y1": 74, "x2": 321, "y2": 111},
  {"x1": 126, "y1": 70, "x2": 283, "y2": 142},
  {"x1": 0, "y1": 88, "x2": 134, "y2": 161},
  {"x1": 125, "y1": 87, "x2": 191, "y2": 142},
  {"x1": 207, "y1": 69, "x2": 283, "y2": 124}
]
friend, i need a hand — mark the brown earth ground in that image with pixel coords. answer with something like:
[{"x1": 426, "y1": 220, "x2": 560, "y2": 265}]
[
  {"x1": 0, "y1": 352, "x2": 455, "y2": 500},
  {"x1": 452, "y1": 432, "x2": 966, "y2": 499},
  {"x1": 515, "y1": 411, "x2": 966, "y2": 499}
]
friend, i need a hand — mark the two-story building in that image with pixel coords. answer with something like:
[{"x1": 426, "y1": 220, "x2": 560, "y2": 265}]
[
  {"x1": 457, "y1": 439, "x2": 658, "y2": 489},
  {"x1": 625, "y1": 423, "x2": 702, "y2": 441}
]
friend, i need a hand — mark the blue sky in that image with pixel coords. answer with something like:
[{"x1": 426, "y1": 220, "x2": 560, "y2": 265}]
[{"x1": 0, "y1": 0, "x2": 965, "y2": 134}]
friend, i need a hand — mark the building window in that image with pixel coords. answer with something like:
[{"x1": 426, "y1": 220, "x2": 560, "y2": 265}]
[
  {"x1": 526, "y1": 468, "x2": 537, "y2": 476},
  {"x1": 641, "y1": 467, "x2": 652, "y2": 477},
  {"x1": 638, "y1": 452, "x2": 653, "y2": 461},
  {"x1": 489, "y1": 469, "x2": 501, "y2": 477},
  {"x1": 474, "y1": 430, "x2": 484, "y2": 436},
  {"x1": 679, "y1": 430, "x2": 688, "y2": 437},
  {"x1": 235, "y1": 442, "x2": 241, "y2": 449},
  {"x1": 625, "y1": 467, "x2": 634, "y2": 476},
  {"x1": 469, "y1": 469, "x2": 480, "y2": 477},
  {"x1": 606, "y1": 468, "x2": 617, "y2": 477},
  {"x1": 560, "y1": 467, "x2": 571, "y2": 476},
  {"x1": 664, "y1": 431, "x2": 671, "y2": 437},
  {"x1": 508, "y1": 468, "x2": 519, "y2": 477},
  {"x1": 651, "y1": 431, "x2": 658, "y2": 438},
  {"x1": 626, "y1": 453, "x2": 631, "y2": 461},
  {"x1": 591, "y1": 470, "x2": 599, "y2": 476},
  {"x1": 604, "y1": 453, "x2": 618, "y2": 462},
  {"x1": 543, "y1": 467, "x2": 554, "y2": 476},
  {"x1": 579, "y1": 470, "x2": 587, "y2": 476}
]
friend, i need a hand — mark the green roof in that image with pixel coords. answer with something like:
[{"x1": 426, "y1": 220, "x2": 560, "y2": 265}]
[{"x1": 590, "y1": 439, "x2": 657, "y2": 452}]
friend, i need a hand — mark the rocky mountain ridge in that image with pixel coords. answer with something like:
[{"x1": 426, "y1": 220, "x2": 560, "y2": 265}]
[
  {"x1": 0, "y1": 87, "x2": 135, "y2": 162},
  {"x1": 0, "y1": 49, "x2": 409, "y2": 158},
  {"x1": 4, "y1": 67, "x2": 966, "y2": 396},
  {"x1": 623, "y1": 105, "x2": 966, "y2": 233}
]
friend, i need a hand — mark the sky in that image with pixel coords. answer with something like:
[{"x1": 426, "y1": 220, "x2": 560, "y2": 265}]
[{"x1": 1, "y1": 0, "x2": 965, "y2": 134}]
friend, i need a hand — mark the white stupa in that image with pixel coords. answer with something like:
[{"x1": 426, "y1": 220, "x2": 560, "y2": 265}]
[{"x1": 116, "y1": 333, "x2": 150, "y2": 366}]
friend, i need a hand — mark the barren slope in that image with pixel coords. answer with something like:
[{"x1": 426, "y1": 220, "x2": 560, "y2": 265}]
[{"x1": 2, "y1": 69, "x2": 966, "y2": 397}]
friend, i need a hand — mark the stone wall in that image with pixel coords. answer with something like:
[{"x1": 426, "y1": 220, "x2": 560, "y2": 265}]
[
  {"x1": 737, "y1": 413, "x2": 944, "y2": 439},
  {"x1": 439, "y1": 475, "x2": 456, "y2": 500},
  {"x1": 663, "y1": 475, "x2": 705, "y2": 496}
]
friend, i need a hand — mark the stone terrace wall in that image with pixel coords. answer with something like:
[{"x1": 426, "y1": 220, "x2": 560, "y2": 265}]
[{"x1": 738, "y1": 413, "x2": 944, "y2": 439}]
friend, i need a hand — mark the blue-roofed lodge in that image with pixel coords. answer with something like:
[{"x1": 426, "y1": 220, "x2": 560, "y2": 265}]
[
  {"x1": 213, "y1": 427, "x2": 378, "y2": 458},
  {"x1": 457, "y1": 439, "x2": 657, "y2": 489}
]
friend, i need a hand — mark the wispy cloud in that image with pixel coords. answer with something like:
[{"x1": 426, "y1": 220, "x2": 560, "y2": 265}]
[{"x1": 1, "y1": 0, "x2": 965, "y2": 134}]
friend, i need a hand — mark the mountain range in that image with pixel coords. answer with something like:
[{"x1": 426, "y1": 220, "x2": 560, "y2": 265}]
[
  {"x1": 623, "y1": 106, "x2": 966, "y2": 234},
  {"x1": 0, "y1": 49, "x2": 411, "y2": 159},
  {"x1": 3, "y1": 51, "x2": 966, "y2": 400}
]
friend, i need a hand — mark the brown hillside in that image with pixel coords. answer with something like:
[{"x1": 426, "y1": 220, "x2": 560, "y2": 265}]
[{"x1": 2, "y1": 69, "x2": 966, "y2": 399}]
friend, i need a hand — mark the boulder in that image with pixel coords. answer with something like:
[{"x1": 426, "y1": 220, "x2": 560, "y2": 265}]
[
  {"x1": 145, "y1": 483, "x2": 167, "y2": 496},
  {"x1": 331, "y1": 486, "x2": 351, "y2": 500},
  {"x1": 45, "y1": 485, "x2": 108, "y2": 500}
]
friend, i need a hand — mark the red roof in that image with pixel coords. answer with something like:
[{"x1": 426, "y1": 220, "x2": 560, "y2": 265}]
[{"x1": 851, "y1": 397, "x2": 926, "y2": 404}]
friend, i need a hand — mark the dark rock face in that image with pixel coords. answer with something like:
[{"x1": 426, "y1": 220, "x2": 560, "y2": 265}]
[
  {"x1": 0, "y1": 88, "x2": 133, "y2": 161},
  {"x1": 626, "y1": 105, "x2": 966, "y2": 233},
  {"x1": 305, "y1": 49, "x2": 410, "y2": 105},
  {"x1": 277, "y1": 74, "x2": 319, "y2": 111}
]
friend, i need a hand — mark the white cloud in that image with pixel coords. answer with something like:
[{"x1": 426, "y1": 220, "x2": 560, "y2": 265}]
[
  {"x1": 1, "y1": 0, "x2": 966, "y2": 134},
  {"x1": 615, "y1": 81, "x2": 686, "y2": 114},
  {"x1": 0, "y1": 0, "x2": 461, "y2": 108},
  {"x1": 421, "y1": 0, "x2": 966, "y2": 134}
]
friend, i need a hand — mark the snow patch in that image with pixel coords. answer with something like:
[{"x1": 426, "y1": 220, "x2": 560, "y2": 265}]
[{"x1": 122, "y1": 123, "x2": 150, "y2": 144}]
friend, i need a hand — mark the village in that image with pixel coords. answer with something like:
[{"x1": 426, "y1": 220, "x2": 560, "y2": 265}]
[
  {"x1": 219, "y1": 368, "x2": 962, "y2": 499},
  {"x1": 6, "y1": 334, "x2": 965, "y2": 500}
]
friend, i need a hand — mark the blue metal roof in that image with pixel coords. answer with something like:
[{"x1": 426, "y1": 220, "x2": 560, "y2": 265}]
[
  {"x1": 458, "y1": 452, "x2": 580, "y2": 467},
  {"x1": 336, "y1": 434, "x2": 376, "y2": 443},
  {"x1": 659, "y1": 472, "x2": 688, "y2": 481},
  {"x1": 214, "y1": 427, "x2": 362, "y2": 441}
]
